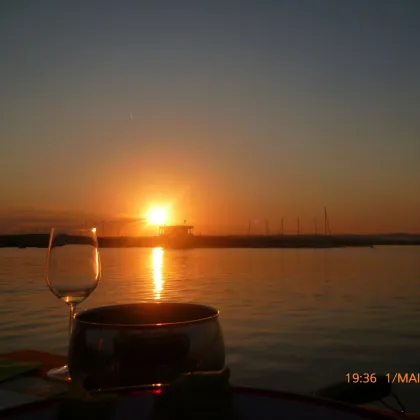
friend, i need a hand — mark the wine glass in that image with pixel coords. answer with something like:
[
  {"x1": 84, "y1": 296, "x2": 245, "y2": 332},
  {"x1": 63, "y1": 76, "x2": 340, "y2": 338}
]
[{"x1": 45, "y1": 227, "x2": 101, "y2": 381}]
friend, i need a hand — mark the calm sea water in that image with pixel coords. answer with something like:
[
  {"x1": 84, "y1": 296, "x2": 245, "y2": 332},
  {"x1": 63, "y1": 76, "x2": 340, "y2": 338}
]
[{"x1": 1, "y1": 246, "x2": 420, "y2": 411}]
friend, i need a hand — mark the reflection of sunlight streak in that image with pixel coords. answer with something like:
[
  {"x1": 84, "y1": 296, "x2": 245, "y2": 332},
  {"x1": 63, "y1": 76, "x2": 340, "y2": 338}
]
[
  {"x1": 95, "y1": 248, "x2": 101, "y2": 280},
  {"x1": 152, "y1": 247, "x2": 164, "y2": 300}
]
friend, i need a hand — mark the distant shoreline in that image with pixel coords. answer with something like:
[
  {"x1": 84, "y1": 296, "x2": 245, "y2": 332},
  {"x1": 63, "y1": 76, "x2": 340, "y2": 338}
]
[{"x1": 0, "y1": 233, "x2": 419, "y2": 249}]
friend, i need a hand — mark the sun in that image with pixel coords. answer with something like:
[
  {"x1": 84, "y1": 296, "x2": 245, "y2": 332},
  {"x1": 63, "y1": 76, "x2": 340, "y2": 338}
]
[{"x1": 147, "y1": 208, "x2": 167, "y2": 225}]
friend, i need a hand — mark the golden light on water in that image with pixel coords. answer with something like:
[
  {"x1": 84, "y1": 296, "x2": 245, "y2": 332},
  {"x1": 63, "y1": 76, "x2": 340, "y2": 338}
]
[
  {"x1": 152, "y1": 247, "x2": 164, "y2": 300},
  {"x1": 147, "y1": 208, "x2": 167, "y2": 225}
]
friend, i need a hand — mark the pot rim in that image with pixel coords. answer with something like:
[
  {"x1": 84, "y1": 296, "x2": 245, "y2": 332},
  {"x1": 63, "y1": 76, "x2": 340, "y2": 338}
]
[{"x1": 74, "y1": 301, "x2": 220, "y2": 328}]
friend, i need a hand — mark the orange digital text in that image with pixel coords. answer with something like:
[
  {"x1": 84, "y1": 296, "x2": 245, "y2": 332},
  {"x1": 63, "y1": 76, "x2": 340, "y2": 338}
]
[{"x1": 386, "y1": 373, "x2": 420, "y2": 384}]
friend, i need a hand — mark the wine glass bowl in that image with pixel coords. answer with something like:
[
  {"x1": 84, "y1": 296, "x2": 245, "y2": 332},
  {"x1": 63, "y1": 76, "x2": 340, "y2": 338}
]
[
  {"x1": 68, "y1": 302, "x2": 226, "y2": 391},
  {"x1": 45, "y1": 228, "x2": 101, "y2": 381}
]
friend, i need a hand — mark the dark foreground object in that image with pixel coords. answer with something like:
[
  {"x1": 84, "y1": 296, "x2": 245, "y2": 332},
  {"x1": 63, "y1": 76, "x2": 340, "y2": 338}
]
[
  {"x1": 149, "y1": 368, "x2": 240, "y2": 420},
  {"x1": 68, "y1": 303, "x2": 225, "y2": 391},
  {"x1": 53, "y1": 371, "x2": 405, "y2": 420},
  {"x1": 1, "y1": 350, "x2": 416, "y2": 419},
  {"x1": 313, "y1": 376, "x2": 406, "y2": 414},
  {"x1": 313, "y1": 376, "x2": 392, "y2": 405},
  {"x1": 2, "y1": 380, "x2": 406, "y2": 420}
]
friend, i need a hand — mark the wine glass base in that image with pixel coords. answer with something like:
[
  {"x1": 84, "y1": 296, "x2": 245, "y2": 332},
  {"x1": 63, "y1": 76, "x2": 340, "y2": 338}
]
[{"x1": 46, "y1": 365, "x2": 71, "y2": 382}]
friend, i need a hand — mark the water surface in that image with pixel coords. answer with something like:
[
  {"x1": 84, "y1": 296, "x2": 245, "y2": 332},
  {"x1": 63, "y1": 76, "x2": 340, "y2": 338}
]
[{"x1": 1, "y1": 246, "x2": 419, "y2": 411}]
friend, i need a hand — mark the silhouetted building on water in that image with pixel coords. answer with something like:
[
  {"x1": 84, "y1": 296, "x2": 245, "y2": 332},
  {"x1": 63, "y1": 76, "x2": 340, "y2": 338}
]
[{"x1": 158, "y1": 225, "x2": 194, "y2": 248}]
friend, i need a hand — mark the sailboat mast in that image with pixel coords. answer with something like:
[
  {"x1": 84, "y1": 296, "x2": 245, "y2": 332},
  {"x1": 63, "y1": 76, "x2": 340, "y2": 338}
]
[{"x1": 324, "y1": 207, "x2": 331, "y2": 236}]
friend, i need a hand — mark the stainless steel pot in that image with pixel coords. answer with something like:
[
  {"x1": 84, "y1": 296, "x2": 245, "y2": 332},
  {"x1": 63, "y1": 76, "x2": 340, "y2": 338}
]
[{"x1": 68, "y1": 302, "x2": 225, "y2": 391}]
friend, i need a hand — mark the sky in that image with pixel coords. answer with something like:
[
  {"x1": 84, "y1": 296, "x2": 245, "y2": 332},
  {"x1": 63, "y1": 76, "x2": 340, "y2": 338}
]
[{"x1": 0, "y1": 0, "x2": 419, "y2": 234}]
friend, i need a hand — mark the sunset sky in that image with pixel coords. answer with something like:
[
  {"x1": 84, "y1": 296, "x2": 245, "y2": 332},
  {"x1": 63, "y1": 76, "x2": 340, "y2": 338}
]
[{"x1": 1, "y1": 1, "x2": 419, "y2": 234}]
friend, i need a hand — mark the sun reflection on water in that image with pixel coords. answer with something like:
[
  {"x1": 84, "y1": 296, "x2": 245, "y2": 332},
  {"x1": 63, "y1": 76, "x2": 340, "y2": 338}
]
[{"x1": 152, "y1": 247, "x2": 164, "y2": 300}]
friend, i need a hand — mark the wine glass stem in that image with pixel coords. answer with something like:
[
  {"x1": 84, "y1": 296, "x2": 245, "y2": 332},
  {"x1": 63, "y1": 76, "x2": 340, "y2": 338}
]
[{"x1": 69, "y1": 303, "x2": 76, "y2": 337}]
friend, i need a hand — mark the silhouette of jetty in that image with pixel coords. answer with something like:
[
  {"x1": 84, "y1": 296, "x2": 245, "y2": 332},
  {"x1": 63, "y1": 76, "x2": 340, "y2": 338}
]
[{"x1": 1, "y1": 233, "x2": 420, "y2": 249}]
